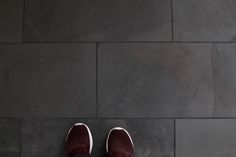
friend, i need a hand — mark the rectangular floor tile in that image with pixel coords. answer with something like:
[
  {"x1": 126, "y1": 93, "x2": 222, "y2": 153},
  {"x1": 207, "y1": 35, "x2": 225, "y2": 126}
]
[
  {"x1": 176, "y1": 119, "x2": 236, "y2": 157},
  {"x1": 21, "y1": 118, "x2": 174, "y2": 157},
  {"x1": 0, "y1": 119, "x2": 19, "y2": 157},
  {"x1": 24, "y1": 0, "x2": 171, "y2": 42},
  {"x1": 98, "y1": 43, "x2": 214, "y2": 117},
  {"x1": 213, "y1": 44, "x2": 236, "y2": 116},
  {"x1": 0, "y1": 44, "x2": 96, "y2": 117},
  {"x1": 173, "y1": 0, "x2": 236, "y2": 42},
  {"x1": 0, "y1": 0, "x2": 23, "y2": 42}
]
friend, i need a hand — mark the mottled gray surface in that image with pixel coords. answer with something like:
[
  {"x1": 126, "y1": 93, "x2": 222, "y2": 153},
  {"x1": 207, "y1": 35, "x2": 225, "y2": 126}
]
[
  {"x1": 21, "y1": 119, "x2": 174, "y2": 157},
  {"x1": 0, "y1": 44, "x2": 96, "y2": 117},
  {"x1": 23, "y1": 0, "x2": 171, "y2": 42},
  {"x1": 0, "y1": 119, "x2": 19, "y2": 157},
  {"x1": 176, "y1": 119, "x2": 236, "y2": 157},
  {"x1": 213, "y1": 44, "x2": 236, "y2": 116},
  {"x1": 2, "y1": 1, "x2": 236, "y2": 157},
  {"x1": 0, "y1": 0, "x2": 23, "y2": 42},
  {"x1": 98, "y1": 43, "x2": 214, "y2": 117},
  {"x1": 173, "y1": 0, "x2": 236, "y2": 41}
]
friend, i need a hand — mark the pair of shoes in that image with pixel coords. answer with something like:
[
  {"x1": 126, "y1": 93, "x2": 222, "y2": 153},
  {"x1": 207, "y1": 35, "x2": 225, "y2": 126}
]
[{"x1": 65, "y1": 123, "x2": 134, "y2": 157}]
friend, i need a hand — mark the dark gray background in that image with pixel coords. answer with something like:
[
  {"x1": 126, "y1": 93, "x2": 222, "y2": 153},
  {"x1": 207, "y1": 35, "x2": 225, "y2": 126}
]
[{"x1": 0, "y1": 0, "x2": 236, "y2": 157}]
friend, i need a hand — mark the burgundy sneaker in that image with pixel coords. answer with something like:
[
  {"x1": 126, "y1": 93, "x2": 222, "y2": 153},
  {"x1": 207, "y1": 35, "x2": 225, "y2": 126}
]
[
  {"x1": 66, "y1": 123, "x2": 93, "y2": 157},
  {"x1": 106, "y1": 127, "x2": 134, "y2": 157}
]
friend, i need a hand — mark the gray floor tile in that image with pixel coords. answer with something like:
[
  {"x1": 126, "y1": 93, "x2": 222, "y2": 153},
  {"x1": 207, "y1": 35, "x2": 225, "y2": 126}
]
[
  {"x1": 98, "y1": 43, "x2": 214, "y2": 117},
  {"x1": 173, "y1": 0, "x2": 236, "y2": 42},
  {"x1": 176, "y1": 119, "x2": 236, "y2": 157},
  {"x1": 0, "y1": 44, "x2": 96, "y2": 117},
  {"x1": 0, "y1": 0, "x2": 23, "y2": 42},
  {"x1": 24, "y1": 0, "x2": 171, "y2": 42},
  {"x1": 213, "y1": 44, "x2": 236, "y2": 116},
  {"x1": 21, "y1": 118, "x2": 174, "y2": 157},
  {"x1": 0, "y1": 119, "x2": 19, "y2": 157}
]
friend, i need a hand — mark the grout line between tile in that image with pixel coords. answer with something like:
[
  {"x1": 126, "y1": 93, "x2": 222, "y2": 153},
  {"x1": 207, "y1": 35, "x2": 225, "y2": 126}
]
[
  {"x1": 19, "y1": 118, "x2": 22, "y2": 157},
  {"x1": 171, "y1": 0, "x2": 174, "y2": 42},
  {"x1": 1, "y1": 41, "x2": 236, "y2": 45},
  {"x1": 22, "y1": 0, "x2": 26, "y2": 43},
  {"x1": 174, "y1": 119, "x2": 176, "y2": 157},
  {"x1": 1, "y1": 117, "x2": 236, "y2": 120},
  {"x1": 96, "y1": 43, "x2": 98, "y2": 118},
  {"x1": 91, "y1": 117, "x2": 236, "y2": 119},
  {"x1": 0, "y1": 117, "x2": 19, "y2": 120}
]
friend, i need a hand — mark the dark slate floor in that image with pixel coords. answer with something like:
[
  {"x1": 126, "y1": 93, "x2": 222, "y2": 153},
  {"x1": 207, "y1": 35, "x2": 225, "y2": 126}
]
[{"x1": 1, "y1": 0, "x2": 236, "y2": 157}]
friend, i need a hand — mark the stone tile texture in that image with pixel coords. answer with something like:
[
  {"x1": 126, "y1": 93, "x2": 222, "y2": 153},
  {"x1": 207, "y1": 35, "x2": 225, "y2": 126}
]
[
  {"x1": 98, "y1": 43, "x2": 214, "y2": 117},
  {"x1": 213, "y1": 44, "x2": 236, "y2": 116},
  {"x1": 0, "y1": 0, "x2": 23, "y2": 42},
  {"x1": 173, "y1": 0, "x2": 236, "y2": 42},
  {"x1": 176, "y1": 119, "x2": 236, "y2": 157},
  {"x1": 0, "y1": 119, "x2": 19, "y2": 157},
  {"x1": 24, "y1": 0, "x2": 171, "y2": 42},
  {"x1": 0, "y1": 44, "x2": 96, "y2": 117},
  {"x1": 1, "y1": 1, "x2": 236, "y2": 157}
]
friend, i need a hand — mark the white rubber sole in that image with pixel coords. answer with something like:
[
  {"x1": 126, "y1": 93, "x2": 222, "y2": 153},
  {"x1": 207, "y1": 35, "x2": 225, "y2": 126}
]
[
  {"x1": 106, "y1": 127, "x2": 134, "y2": 152},
  {"x1": 66, "y1": 123, "x2": 93, "y2": 154}
]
